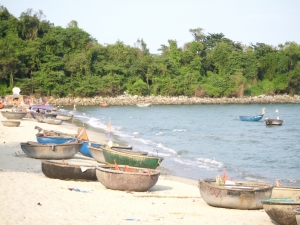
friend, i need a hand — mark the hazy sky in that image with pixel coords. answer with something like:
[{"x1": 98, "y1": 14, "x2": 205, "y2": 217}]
[{"x1": 2, "y1": 0, "x2": 300, "y2": 53}]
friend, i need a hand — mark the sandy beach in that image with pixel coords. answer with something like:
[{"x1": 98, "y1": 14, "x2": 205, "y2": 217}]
[{"x1": 0, "y1": 112, "x2": 275, "y2": 225}]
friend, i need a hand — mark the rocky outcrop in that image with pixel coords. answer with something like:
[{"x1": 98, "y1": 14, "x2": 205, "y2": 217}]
[{"x1": 47, "y1": 94, "x2": 300, "y2": 106}]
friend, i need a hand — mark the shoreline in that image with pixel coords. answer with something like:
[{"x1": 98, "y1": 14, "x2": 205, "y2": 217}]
[{"x1": 0, "y1": 111, "x2": 274, "y2": 224}]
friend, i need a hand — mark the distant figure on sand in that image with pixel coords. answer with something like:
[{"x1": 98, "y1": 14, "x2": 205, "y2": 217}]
[{"x1": 73, "y1": 105, "x2": 76, "y2": 112}]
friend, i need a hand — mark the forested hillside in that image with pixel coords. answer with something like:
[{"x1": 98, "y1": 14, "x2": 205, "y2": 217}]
[{"x1": 0, "y1": 5, "x2": 299, "y2": 98}]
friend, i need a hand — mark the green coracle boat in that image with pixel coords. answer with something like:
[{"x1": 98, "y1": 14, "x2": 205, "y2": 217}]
[{"x1": 101, "y1": 146, "x2": 163, "y2": 169}]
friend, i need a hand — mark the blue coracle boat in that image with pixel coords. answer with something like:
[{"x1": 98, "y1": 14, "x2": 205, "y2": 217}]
[
  {"x1": 79, "y1": 141, "x2": 102, "y2": 157},
  {"x1": 36, "y1": 134, "x2": 75, "y2": 144},
  {"x1": 239, "y1": 114, "x2": 264, "y2": 121},
  {"x1": 36, "y1": 134, "x2": 101, "y2": 157}
]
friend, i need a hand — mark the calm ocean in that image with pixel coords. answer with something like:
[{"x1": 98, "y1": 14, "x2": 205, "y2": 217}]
[{"x1": 60, "y1": 103, "x2": 300, "y2": 186}]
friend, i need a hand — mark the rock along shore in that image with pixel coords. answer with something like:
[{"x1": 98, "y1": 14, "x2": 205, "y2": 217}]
[{"x1": 47, "y1": 94, "x2": 300, "y2": 106}]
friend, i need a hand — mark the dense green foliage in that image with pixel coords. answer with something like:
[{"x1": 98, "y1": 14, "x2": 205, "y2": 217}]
[{"x1": 0, "y1": 6, "x2": 300, "y2": 97}]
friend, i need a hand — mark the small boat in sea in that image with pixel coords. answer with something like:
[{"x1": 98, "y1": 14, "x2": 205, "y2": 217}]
[
  {"x1": 1, "y1": 120, "x2": 21, "y2": 127},
  {"x1": 36, "y1": 133, "x2": 75, "y2": 144},
  {"x1": 265, "y1": 118, "x2": 283, "y2": 125},
  {"x1": 239, "y1": 114, "x2": 264, "y2": 121},
  {"x1": 101, "y1": 146, "x2": 163, "y2": 169},
  {"x1": 136, "y1": 102, "x2": 152, "y2": 107},
  {"x1": 42, "y1": 160, "x2": 100, "y2": 181},
  {"x1": 96, "y1": 165, "x2": 160, "y2": 191},
  {"x1": 198, "y1": 179, "x2": 273, "y2": 209},
  {"x1": 100, "y1": 102, "x2": 110, "y2": 107},
  {"x1": 261, "y1": 198, "x2": 300, "y2": 225},
  {"x1": 1, "y1": 111, "x2": 27, "y2": 120},
  {"x1": 20, "y1": 141, "x2": 82, "y2": 159}
]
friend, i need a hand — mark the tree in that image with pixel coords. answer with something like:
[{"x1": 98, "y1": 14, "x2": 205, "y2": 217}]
[
  {"x1": 67, "y1": 20, "x2": 78, "y2": 28},
  {"x1": 18, "y1": 8, "x2": 45, "y2": 40}
]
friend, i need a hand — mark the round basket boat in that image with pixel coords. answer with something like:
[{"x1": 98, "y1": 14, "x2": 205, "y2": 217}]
[
  {"x1": 261, "y1": 198, "x2": 300, "y2": 225},
  {"x1": 96, "y1": 165, "x2": 160, "y2": 192},
  {"x1": 294, "y1": 207, "x2": 300, "y2": 225},
  {"x1": 1, "y1": 111, "x2": 27, "y2": 120},
  {"x1": 2, "y1": 120, "x2": 21, "y2": 127}
]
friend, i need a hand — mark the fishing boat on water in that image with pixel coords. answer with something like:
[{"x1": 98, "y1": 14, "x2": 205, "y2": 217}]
[
  {"x1": 265, "y1": 118, "x2": 283, "y2": 125},
  {"x1": 239, "y1": 114, "x2": 264, "y2": 121},
  {"x1": 136, "y1": 102, "x2": 152, "y2": 107},
  {"x1": 239, "y1": 108, "x2": 265, "y2": 121},
  {"x1": 100, "y1": 101, "x2": 110, "y2": 107}
]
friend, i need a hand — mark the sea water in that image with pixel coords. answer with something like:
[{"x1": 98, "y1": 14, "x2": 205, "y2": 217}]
[{"x1": 60, "y1": 103, "x2": 300, "y2": 186}]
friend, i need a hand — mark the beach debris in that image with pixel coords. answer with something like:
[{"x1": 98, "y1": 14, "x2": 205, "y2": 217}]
[
  {"x1": 14, "y1": 151, "x2": 26, "y2": 157},
  {"x1": 123, "y1": 218, "x2": 140, "y2": 221},
  {"x1": 95, "y1": 215, "x2": 106, "y2": 219},
  {"x1": 134, "y1": 195, "x2": 201, "y2": 198},
  {"x1": 37, "y1": 203, "x2": 42, "y2": 206},
  {"x1": 68, "y1": 188, "x2": 88, "y2": 193}
]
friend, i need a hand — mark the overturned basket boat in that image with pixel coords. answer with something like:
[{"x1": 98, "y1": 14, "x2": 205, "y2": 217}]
[
  {"x1": 42, "y1": 160, "x2": 99, "y2": 181},
  {"x1": 20, "y1": 141, "x2": 82, "y2": 159},
  {"x1": 96, "y1": 165, "x2": 160, "y2": 192},
  {"x1": 199, "y1": 179, "x2": 273, "y2": 209}
]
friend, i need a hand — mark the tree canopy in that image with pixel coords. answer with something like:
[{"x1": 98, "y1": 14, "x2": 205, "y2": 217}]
[{"x1": 0, "y1": 5, "x2": 299, "y2": 97}]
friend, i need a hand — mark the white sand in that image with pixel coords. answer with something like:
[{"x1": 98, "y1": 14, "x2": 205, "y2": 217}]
[{"x1": 0, "y1": 111, "x2": 274, "y2": 225}]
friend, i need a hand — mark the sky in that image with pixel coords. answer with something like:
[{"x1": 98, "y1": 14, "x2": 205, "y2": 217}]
[{"x1": 1, "y1": 0, "x2": 300, "y2": 54}]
